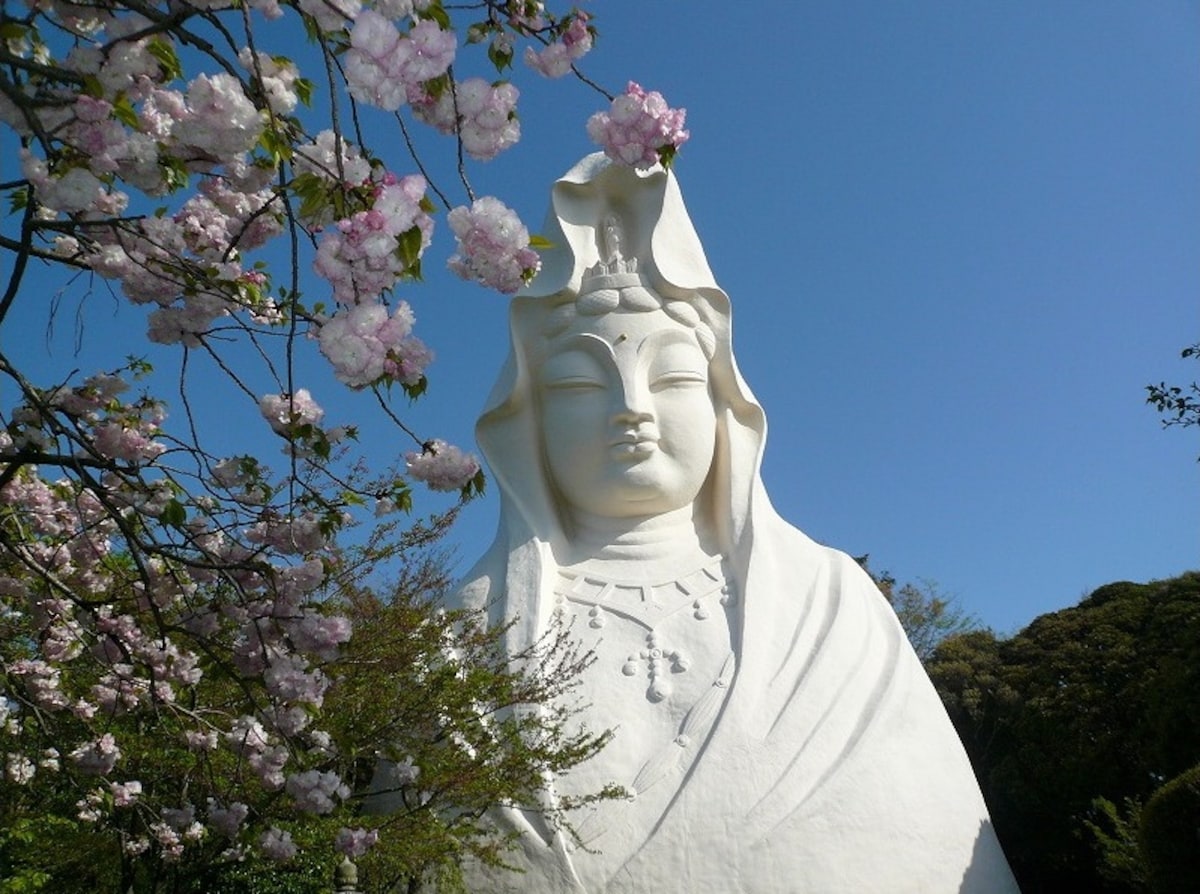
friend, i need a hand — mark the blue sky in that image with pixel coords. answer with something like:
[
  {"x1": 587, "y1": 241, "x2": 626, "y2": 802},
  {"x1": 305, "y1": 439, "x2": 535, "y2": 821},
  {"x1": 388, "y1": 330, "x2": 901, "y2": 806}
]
[{"x1": 4, "y1": 1, "x2": 1197, "y2": 635}]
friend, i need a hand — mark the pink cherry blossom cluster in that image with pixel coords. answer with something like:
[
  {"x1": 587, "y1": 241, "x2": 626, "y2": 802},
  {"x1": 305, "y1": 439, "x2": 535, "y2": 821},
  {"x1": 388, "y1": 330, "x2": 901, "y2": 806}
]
[
  {"x1": 342, "y1": 8, "x2": 529, "y2": 162},
  {"x1": 4, "y1": 18, "x2": 296, "y2": 361},
  {"x1": 405, "y1": 439, "x2": 481, "y2": 492},
  {"x1": 345, "y1": 12, "x2": 456, "y2": 111},
  {"x1": 259, "y1": 390, "x2": 326, "y2": 443},
  {"x1": 227, "y1": 716, "x2": 290, "y2": 789},
  {"x1": 312, "y1": 174, "x2": 433, "y2": 305},
  {"x1": 41, "y1": 377, "x2": 170, "y2": 466},
  {"x1": 109, "y1": 780, "x2": 143, "y2": 807},
  {"x1": 318, "y1": 301, "x2": 433, "y2": 388},
  {"x1": 294, "y1": 130, "x2": 373, "y2": 188},
  {"x1": 260, "y1": 826, "x2": 299, "y2": 862},
  {"x1": 70, "y1": 733, "x2": 122, "y2": 775},
  {"x1": 447, "y1": 197, "x2": 541, "y2": 294},
  {"x1": 285, "y1": 768, "x2": 351, "y2": 814},
  {"x1": 207, "y1": 800, "x2": 250, "y2": 839},
  {"x1": 410, "y1": 78, "x2": 521, "y2": 161},
  {"x1": 294, "y1": 0, "x2": 360, "y2": 31},
  {"x1": 504, "y1": 0, "x2": 548, "y2": 33},
  {"x1": 525, "y1": 11, "x2": 593, "y2": 78},
  {"x1": 587, "y1": 81, "x2": 691, "y2": 169},
  {"x1": 336, "y1": 826, "x2": 380, "y2": 857},
  {"x1": 173, "y1": 72, "x2": 265, "y2": 161},
  {"x1": 239, "y1": 48, "x2": 301, "y2": 115}
]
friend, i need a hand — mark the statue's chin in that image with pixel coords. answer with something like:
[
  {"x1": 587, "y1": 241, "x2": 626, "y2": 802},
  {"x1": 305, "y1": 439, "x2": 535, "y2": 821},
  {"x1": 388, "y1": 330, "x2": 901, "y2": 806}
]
[{"x1": 564, "y1": 479, "x2": 695, "y2": 521}]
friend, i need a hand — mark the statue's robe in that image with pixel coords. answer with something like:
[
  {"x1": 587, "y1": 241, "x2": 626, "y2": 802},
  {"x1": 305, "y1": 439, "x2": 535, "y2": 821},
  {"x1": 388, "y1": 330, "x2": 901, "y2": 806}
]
[{"x1": 453, "y1": 516, "x2": 1019, "y2": 893}]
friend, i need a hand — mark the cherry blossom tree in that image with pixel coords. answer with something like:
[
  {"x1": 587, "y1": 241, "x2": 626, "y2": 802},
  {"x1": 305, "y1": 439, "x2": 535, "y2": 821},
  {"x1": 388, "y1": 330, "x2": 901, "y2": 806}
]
[{"x1": 0, "y1": 0, "x2": 688, "y2": 887}]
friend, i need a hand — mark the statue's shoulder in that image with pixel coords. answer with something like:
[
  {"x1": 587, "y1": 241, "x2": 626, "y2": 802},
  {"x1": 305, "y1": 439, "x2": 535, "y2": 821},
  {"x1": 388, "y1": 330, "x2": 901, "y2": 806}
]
[
  {"x1": 763, "y1": 518, "x2": 882, "y2": 595},
  {"x1": 447, "y1": 546, "x2": 506, "y2": 614},
  {"x1": 766, "y1": 521, "x2": 899, "y2": 627},
  {"x1": 821, "y1": 544, "x2": 901, "y2": 622}
]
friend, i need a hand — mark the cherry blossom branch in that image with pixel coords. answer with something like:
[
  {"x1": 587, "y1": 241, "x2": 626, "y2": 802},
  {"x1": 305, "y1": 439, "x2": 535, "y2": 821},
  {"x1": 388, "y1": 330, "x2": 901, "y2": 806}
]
[
  {"x1": 0, "y1": 195, "x2": 35, "y2": 326},
  {"x1": 0, "y1": 233, "x2": 92, "y2": 270},
  {"x1": 394, "y1": 111, "x2": 452, "y2": 211},
  {"x1": 370, "y1": 385, "x2": 425, "y2": 448}
]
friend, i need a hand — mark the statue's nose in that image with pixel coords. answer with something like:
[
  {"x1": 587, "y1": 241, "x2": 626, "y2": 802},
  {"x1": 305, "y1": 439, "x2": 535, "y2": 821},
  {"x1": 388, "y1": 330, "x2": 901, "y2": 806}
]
[
  {"x1": 613, "y1": 405, "x2": 653, "y2": 425},
  {"x1": 612, "y1": 376, "x2": 653, "y2": 425}
]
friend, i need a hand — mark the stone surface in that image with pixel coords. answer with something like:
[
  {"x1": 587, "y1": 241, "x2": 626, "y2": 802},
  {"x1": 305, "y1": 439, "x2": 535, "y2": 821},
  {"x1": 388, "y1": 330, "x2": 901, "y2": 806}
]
[{"x1": 453, "y1": 154, "x2": 1021, "y2": 892}]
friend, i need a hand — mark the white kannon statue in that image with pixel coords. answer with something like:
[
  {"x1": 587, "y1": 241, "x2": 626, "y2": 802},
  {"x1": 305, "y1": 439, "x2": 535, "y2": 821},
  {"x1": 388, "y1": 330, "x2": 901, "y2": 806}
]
[{"x1": 449, "y1": 155, "x2": 1020, "y2": 893}]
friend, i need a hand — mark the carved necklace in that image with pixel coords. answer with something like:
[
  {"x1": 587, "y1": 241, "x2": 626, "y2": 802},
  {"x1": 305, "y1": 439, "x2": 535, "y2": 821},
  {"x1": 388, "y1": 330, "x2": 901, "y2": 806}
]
[
  {"x1": 553, "y1": 560, "x2": 739, "y2": 817},
  {"x1": 552, "y1": 559, "x2": 738, "y2": 702}
]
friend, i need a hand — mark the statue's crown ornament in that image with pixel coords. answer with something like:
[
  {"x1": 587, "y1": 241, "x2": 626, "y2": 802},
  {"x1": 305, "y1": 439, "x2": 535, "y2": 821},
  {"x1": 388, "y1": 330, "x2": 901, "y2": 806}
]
[{"x1": 577, "y1": 214, "x2": 660, "y2": 312}]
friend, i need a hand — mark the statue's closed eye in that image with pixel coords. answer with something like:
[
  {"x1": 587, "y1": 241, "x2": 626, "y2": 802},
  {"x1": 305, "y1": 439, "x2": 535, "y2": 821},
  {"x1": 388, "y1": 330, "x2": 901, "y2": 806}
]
[
  {"x1": 650, "y1": 370, "x2": 708, "y2": 392},
  {"x1": 540, "y1": 347, "x2": 607, "y2": 391},
  {"x1": 544, "y1": 376, "x2": 605, "y2": 391}
]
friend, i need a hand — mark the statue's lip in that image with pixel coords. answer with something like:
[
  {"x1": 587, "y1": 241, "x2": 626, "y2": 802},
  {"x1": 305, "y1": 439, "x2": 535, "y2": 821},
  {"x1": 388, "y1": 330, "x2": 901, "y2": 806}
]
[
  {"x1": 610, "y1": 433, "x2": 658, "y2": 456},
  {"x1": 610, "y1": 431, "x2": 658, "y2": 446}
]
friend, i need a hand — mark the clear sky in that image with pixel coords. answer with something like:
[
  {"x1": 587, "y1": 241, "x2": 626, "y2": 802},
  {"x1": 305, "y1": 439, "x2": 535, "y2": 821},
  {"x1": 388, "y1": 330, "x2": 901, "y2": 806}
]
[{"x1": 5, "y1": 1, "x2": 1197, "y2": 635}]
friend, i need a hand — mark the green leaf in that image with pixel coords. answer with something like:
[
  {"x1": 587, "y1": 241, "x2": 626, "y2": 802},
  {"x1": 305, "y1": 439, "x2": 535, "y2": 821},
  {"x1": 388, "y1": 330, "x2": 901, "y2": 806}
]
[
  {"x1": 302, "y1": 13, "x2": 322, "y2": 43},
  {"x1": 423, "y1": 73, "x2": 450, "y2": 101},
  {"x1": 125, "y1": 356, "x2": 153, "y2": 376},
  {"x1": 295, "y1": 77, "x2": 314, "y2": 107},
  {"x1": 0, "y1": 22, "x2": 28, "y2": 41},
  {"x1": 160, "y1": 499, "x2": 186, "y2": 527},
  {"x1": 111, "y1": 95, "x2": 139, "y2": 128},
  {"x1": 397, "y1": 225, "x2": 425, "y2": 277},
  {"x1": 240, "y1": 280, "x2": 263, "y2": 306},
  {"x1": 529, "y1": 234, "x2": 554, "y2": 249},
  {"x1": 461, "y1": 468, "x2": 487, "y2": 500},
  {"x1": 420, "y1": 2, "x2": 452, "y2": 30},
  {"x1": 259, "y1": 126, "x2": 292, "y2": 164},
  {"x1": 487, "y1": 42, "x2": 513, "y2": 73},
  {"x1": 396, "y1": 487, "x2": 413, "y2": 513},
  {"x1": 160, "y1": 156, "x2": 190, "y2": 193},
  {"x1": 147, "y1": 38, "x2": 183, "y2": 82},
  {"x1": 7, "y1": 186, "x2": 29, "y2": 214},
  {"x1": 291, "y1": 171, "x2": 331, "y2": 221},
  {"x1": 402, "y1": 376, "x2": 428, "y2": 400}
]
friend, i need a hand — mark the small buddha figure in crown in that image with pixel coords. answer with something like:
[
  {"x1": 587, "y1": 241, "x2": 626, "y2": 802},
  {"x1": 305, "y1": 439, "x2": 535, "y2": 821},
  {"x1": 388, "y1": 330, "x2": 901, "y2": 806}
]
[{"x1": 600, "y1": 213, "x2": 623, "y2": 267}]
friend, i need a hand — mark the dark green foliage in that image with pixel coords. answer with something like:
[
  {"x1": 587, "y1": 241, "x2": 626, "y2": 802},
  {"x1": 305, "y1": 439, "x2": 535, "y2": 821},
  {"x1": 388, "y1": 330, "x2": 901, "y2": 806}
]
[
  {"x1": 1139, "y1": 764, "x2": 1200, "y2": 893},
  {"x1": 928, "y1": 572, "x2": 1200, "y2": 893},
  {"x1": 1085, "y1": 797, "x2": 1148, "y2": 891},
  {"x1": 0, "y1": 816, "x2": 120, "y2": 894}
]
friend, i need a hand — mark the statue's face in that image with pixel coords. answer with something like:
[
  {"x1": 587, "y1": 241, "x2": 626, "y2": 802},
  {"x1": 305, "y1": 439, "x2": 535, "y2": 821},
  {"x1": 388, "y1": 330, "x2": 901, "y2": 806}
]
[{"x1": 537, "y1": 309, "x2": 717, "y2": 519}]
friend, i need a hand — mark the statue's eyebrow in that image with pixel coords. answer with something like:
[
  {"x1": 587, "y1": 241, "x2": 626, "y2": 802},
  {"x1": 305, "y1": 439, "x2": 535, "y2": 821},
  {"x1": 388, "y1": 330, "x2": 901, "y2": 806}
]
[
  {"x1": 548, "y1": 331, "x2": 618, "y2": 360},
  {"x1": 539, "y1": 333, "x2": 616, "y2": 378},
  {"x1": 636, "y1": 327, "x2": 704, "y2": 357}
]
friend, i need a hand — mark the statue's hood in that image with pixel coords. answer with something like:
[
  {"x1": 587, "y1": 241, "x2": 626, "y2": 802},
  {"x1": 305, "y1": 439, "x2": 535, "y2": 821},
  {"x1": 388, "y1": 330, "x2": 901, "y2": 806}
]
[{"x1": 470, "y1": 153, "x2": 773, "y2": 658}]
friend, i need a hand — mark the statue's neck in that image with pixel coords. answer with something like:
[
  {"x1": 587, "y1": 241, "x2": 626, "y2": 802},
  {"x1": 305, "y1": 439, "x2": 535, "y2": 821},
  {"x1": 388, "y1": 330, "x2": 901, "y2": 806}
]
[{"x1": 558, "y1": 505, "x2": 719, "y2": 580}]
